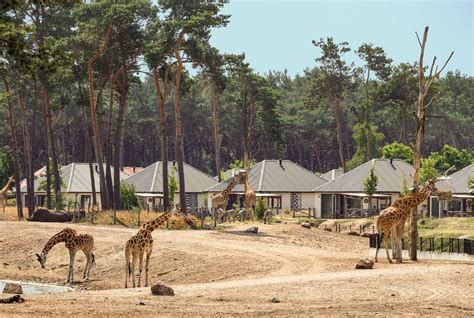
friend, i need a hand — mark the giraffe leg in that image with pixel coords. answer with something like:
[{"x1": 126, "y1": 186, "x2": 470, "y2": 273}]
[
  {"x1": 145, "y1": 251, "x2": 151, "y2": 287},
  {"x1": 125, "y1": 248, "x2": 131, "y2": 288},
  {"x1": 68, "y1": 250, "x2": 76, "y2": 283},
  {"x1": 384, "y1": 233, "x2": 393, "y2": 263},
  {"x1": 137, "y1": 252, "x2": 144, "y2": 288},
  {"x1": 83, "y1": 253, "x2": 90, "y2": 280},
  {"x1": 131, "y1": 252, "x2": 137, "y2": 288}
]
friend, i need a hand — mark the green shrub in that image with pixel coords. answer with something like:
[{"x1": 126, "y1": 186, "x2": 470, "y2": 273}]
[{"x1": 255, "y1": 199, "x2": 266, "y2": 220}]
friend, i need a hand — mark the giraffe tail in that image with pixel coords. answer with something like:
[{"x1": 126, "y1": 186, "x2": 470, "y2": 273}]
[
  {"x1": 91, "y1": 254, "x2": 96, "y2": 266},
  {"x1": 128, "y1": 263, "x2": 131, "y2": 277}
]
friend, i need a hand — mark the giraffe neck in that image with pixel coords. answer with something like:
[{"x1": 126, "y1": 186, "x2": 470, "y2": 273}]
[
  {"x1": 222, "y1": 176, "x2": 238, "y2": 197},
  {"x1": 41, "y1": 230, "x2": 69, "y2": 255},
  {"x1": 395, "y1": 186, "x2": 431, "y2": 210},
  {"x1": 1, "y1": 178, "x2": 13, "y2": 195},
  {"x1": 143, "y1": 211, "x2": 173, "y2": 232}
]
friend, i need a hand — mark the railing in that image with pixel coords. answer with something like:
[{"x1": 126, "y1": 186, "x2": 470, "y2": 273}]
[{"x1": 369, "y1": 234, "x2": 474, "y2": 255}]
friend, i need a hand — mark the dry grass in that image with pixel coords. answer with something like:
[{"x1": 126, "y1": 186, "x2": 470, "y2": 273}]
[{"x1": 1, "y1": 206, "x2": 201, "y2": 230}]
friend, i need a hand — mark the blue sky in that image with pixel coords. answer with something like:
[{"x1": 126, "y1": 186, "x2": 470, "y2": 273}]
[{"x1": 209, "y1": 0, "x2": 473, "y2": 77}]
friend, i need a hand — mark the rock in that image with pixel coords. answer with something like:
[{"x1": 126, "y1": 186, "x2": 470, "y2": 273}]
[
  {"x1": 271, "y1": 297, "x2": 280, "y2": 303},
  {"x1": 347, "y1": 231, "x2": 359, "y2": 236},
  {"x1": 309, "y1": 222, "x2": 317, "y2": 227},
  {"x1": 0, "y1": 295, "x2": 25, "y2": 304},
  {"x1": 355, "y1": 257, "x2": 374, "y2": 269},
  {"x1": 203, "y1": 223, "x2": 212, "y2": 230},
  {"x1": 3, "y1": 283, "x2": 23, "y2": 294},
  {"x1": 150, "y1": 283, "x2": 174, "y2": 296},
  {"x1": 301, "y1": 222, "x2": 311, "y2": 229},
  {"x1": 244, "y1": 227, "x2": 259, "y2": 234}
]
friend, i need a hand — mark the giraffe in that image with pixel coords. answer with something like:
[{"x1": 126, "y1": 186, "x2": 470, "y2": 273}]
[
  {"x1": 211, "y1": 174, "x2": 240, "y2": 212},
  {"x1": 1, "y1": 176, "x2": 14, "y2": 215},
  {"x1": 375, "y1": 180, "x2": 438, "y2": 263},
  {"x1": 124, "y1": 209, "x2": 176, "y2": 288},
  {"x1": 243, "y1": 170, "x2": 256, "y2": 221},
  {"x1": 36, "y1": 228, "x2": 95, "y2": 283}
]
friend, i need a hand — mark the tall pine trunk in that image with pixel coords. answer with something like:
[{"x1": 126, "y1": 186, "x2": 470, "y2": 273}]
[
  {"x1": 105, "y1": 79, "x2": 115, "y2": 210},
  {"x1": 211, "y1": 82, "x2": 222, "y2": 180},
  {"x1": 173, "y1": 33, "x2": 187, "y2": 213},
  {"x1": 153, "y1": 66, "x2": 170, "y2": 211},
  {"x1": 17, "y1": 92, "x2": 34, "y2": 217},
  {"x1": 79, "y1": 83, "x2": 97, "y2": 208},
  {"x1": 87, "y1": 26, "x2": 112, "y2": 211},
  {"x1": 43, "y1": 90, "x2": 62, "y2": 209},
  {"x1": 1, "y1": 73, "x2": 23, "y2": 219},
  {"x1": 334, "y1": 97, "x2": 346, "y2": 171}
]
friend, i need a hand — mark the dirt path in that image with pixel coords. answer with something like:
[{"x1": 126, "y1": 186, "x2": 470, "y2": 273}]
[{"x1": 1, "y1": 221, "x2": 473, "y2": 316}]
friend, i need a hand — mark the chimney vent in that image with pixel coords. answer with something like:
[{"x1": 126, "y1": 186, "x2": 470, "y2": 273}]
[
  {"x1": 94, "y1": 164, "x2": 99, "y2": 174},
  {"x1": 279, "y1": 159, "x2": 283, "y2": 166},
  {"x1": 173, "y1": 160, "x2": 176, "y2": 166},
  {"x1": 390, "y1": 158, "x2": 393, "y2": 165}
]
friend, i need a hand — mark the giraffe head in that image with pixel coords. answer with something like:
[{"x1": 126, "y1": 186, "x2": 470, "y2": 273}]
[
  {"x1": 423, "y1": 179, "x2": 439, "y2": 196},
  {"x1": 35, "y1": 252, "x2": 47, "y2": 269}
]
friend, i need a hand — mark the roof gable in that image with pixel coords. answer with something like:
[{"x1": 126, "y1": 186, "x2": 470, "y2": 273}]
[
  {"x1": 314, "y1": 159, "x2": 414, "y2": 193},
  {"x1": 22, "y1": 163, "x2": 127, "y2": 193},
  {"x1": 124, "y1": 161, "x2": 217, "y2": 193},
  {"x1": 436, "y1": 164, "x2": 473, "y2": 194},
  {"x1": 207, "y1": 160, "x2": 327, "y2": 193}
]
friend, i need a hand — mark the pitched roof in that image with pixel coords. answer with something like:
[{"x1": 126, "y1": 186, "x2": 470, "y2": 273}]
[
  {"x1": 21, "y1": 163, "x2": 127, "y2": 193},
  {"x1": 436, "y1": 164, "x2": 473, "y2": 194},
  {"x1": 124, "y1": 161, "x2": 217, "y2": 193},
  {"x1": 320, "y1": 168, "x2": 344, "y2": 181},
  {"x1": 207, "y1": 160, "x2": 327, "y2": 193},
  {"x1": 314, "y1": 159, "x2": 414, "y2": 193}
]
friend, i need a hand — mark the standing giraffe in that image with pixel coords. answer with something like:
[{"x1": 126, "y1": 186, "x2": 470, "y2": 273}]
[
  {"x1": 243, "y1": 171, "x2": 256, "y2": 221},
  {"x1": 124, "y1": 210, "x2": 175, "y2": 288},
  {"x1": 375, "y1": 180, "x2": 438, "y2": 263},
  {"x1": 211, "y1": 174, "x2": 240, "y2": 212},
  {"x1": 0, "y1": 176, "x2": 14, "y2": 215},
  {"x1": 36, "y1": 228, "x2": 95, "y2": 283}
]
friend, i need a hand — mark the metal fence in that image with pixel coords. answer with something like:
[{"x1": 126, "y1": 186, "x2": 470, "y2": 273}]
[{"x1": 369, "y1": 234, "x2": 474, "y2": 255}]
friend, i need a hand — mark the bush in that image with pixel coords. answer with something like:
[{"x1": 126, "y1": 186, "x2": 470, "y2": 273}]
[
  {"x1": 120, "y1": 182, "x2": 139, "y2": 209},
  {"x1": 255, "y1": 199, "x2": 266, "y2": 220}
]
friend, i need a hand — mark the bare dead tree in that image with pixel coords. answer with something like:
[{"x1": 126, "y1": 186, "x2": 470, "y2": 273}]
[{"x1": 409, "y1": 26, "x2": 453, "y2": 260}]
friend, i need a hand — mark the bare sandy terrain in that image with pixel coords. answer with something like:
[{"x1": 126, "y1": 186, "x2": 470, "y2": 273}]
[{"x1": 0, "y1": 221, "x2": 473, "y2": 316}]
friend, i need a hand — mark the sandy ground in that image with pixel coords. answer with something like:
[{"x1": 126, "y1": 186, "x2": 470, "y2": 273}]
[{"x1": 0, "y1": 221, "x2": 473, "y2": 316}]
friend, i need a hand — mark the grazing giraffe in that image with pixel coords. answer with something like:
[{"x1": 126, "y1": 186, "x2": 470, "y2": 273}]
[
  {"x1": 243, "y1": 171, "x2": 256, "y2": 221},
  {"x1": 124, "y1": 210, "x2": 175, "y2": 288},
  {"x1": 36, "y1": 228, "x2": 95, "y2": 283},
  {"x1": 375, "y1": 180, "x2": 438, "y2": 263},
  {"x1": 211, "y1": 174, "x2": 240, "y2": 211},
  {"x1": 0, "y1": 176, "x2": 14, "y2": 215}
]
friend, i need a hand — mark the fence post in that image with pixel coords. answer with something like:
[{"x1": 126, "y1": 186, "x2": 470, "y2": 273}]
[
  {"x1": 441, "y1": 238, "x2": 443, "y2": 252},
  {"x1": 293, "y1": 209, "x2": 295, "y2": 218},
  {"x1": 419, "y1": 237, "x2": 423, "y2": 251},
  {"x1": 372, "y1": 225, "x2": 375, "y2": 234},
  {"x1": 401, "y1": 238, "x2": 404, "y2": 250},
  {"x1": 457, "y1": 239, "x2": 460, "y2": 253},
  {"x1": 138, "y1": 208, "x2": 141, "y2": 227}
]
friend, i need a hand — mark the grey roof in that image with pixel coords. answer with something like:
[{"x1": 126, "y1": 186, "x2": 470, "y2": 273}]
[
  {"x1": 320, "y1": 168, "x2": 344, "y2": 181},
  {"x1": 124, "y1": 161, "x2": 217, "y2": 193},
  {"x1": 207, "y1": 160, "x2": 327, "y2": 193},
  {"x1": 314, "y1": 159, "x2": 414, "y2": 193},
  {"x1": 436, "y1": 164, "x2": 473, "y2": 194},
  {"x1": 21, "y1": 163, "x2": 127, "y2": 193}
]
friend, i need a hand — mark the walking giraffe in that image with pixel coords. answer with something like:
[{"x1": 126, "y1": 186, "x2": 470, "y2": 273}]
[
  {"x1": 242, "y1": 170, "x2": 256, "y2": 221},
  {"x1": 124, "y1": 209, "x2": 176, "y2": 288},
  {"x1": 211, "y1": 174, "x2": 241, "y2": 211},
  {"x1": 0, "y1": 176, "x2": 14, "y2": 215},
  {"x1": 375, "y1": 180, "x2": 439, "y2": 263},
  {"x1": 36, "y1": 228, "x2": 95, "y2": 283}
]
